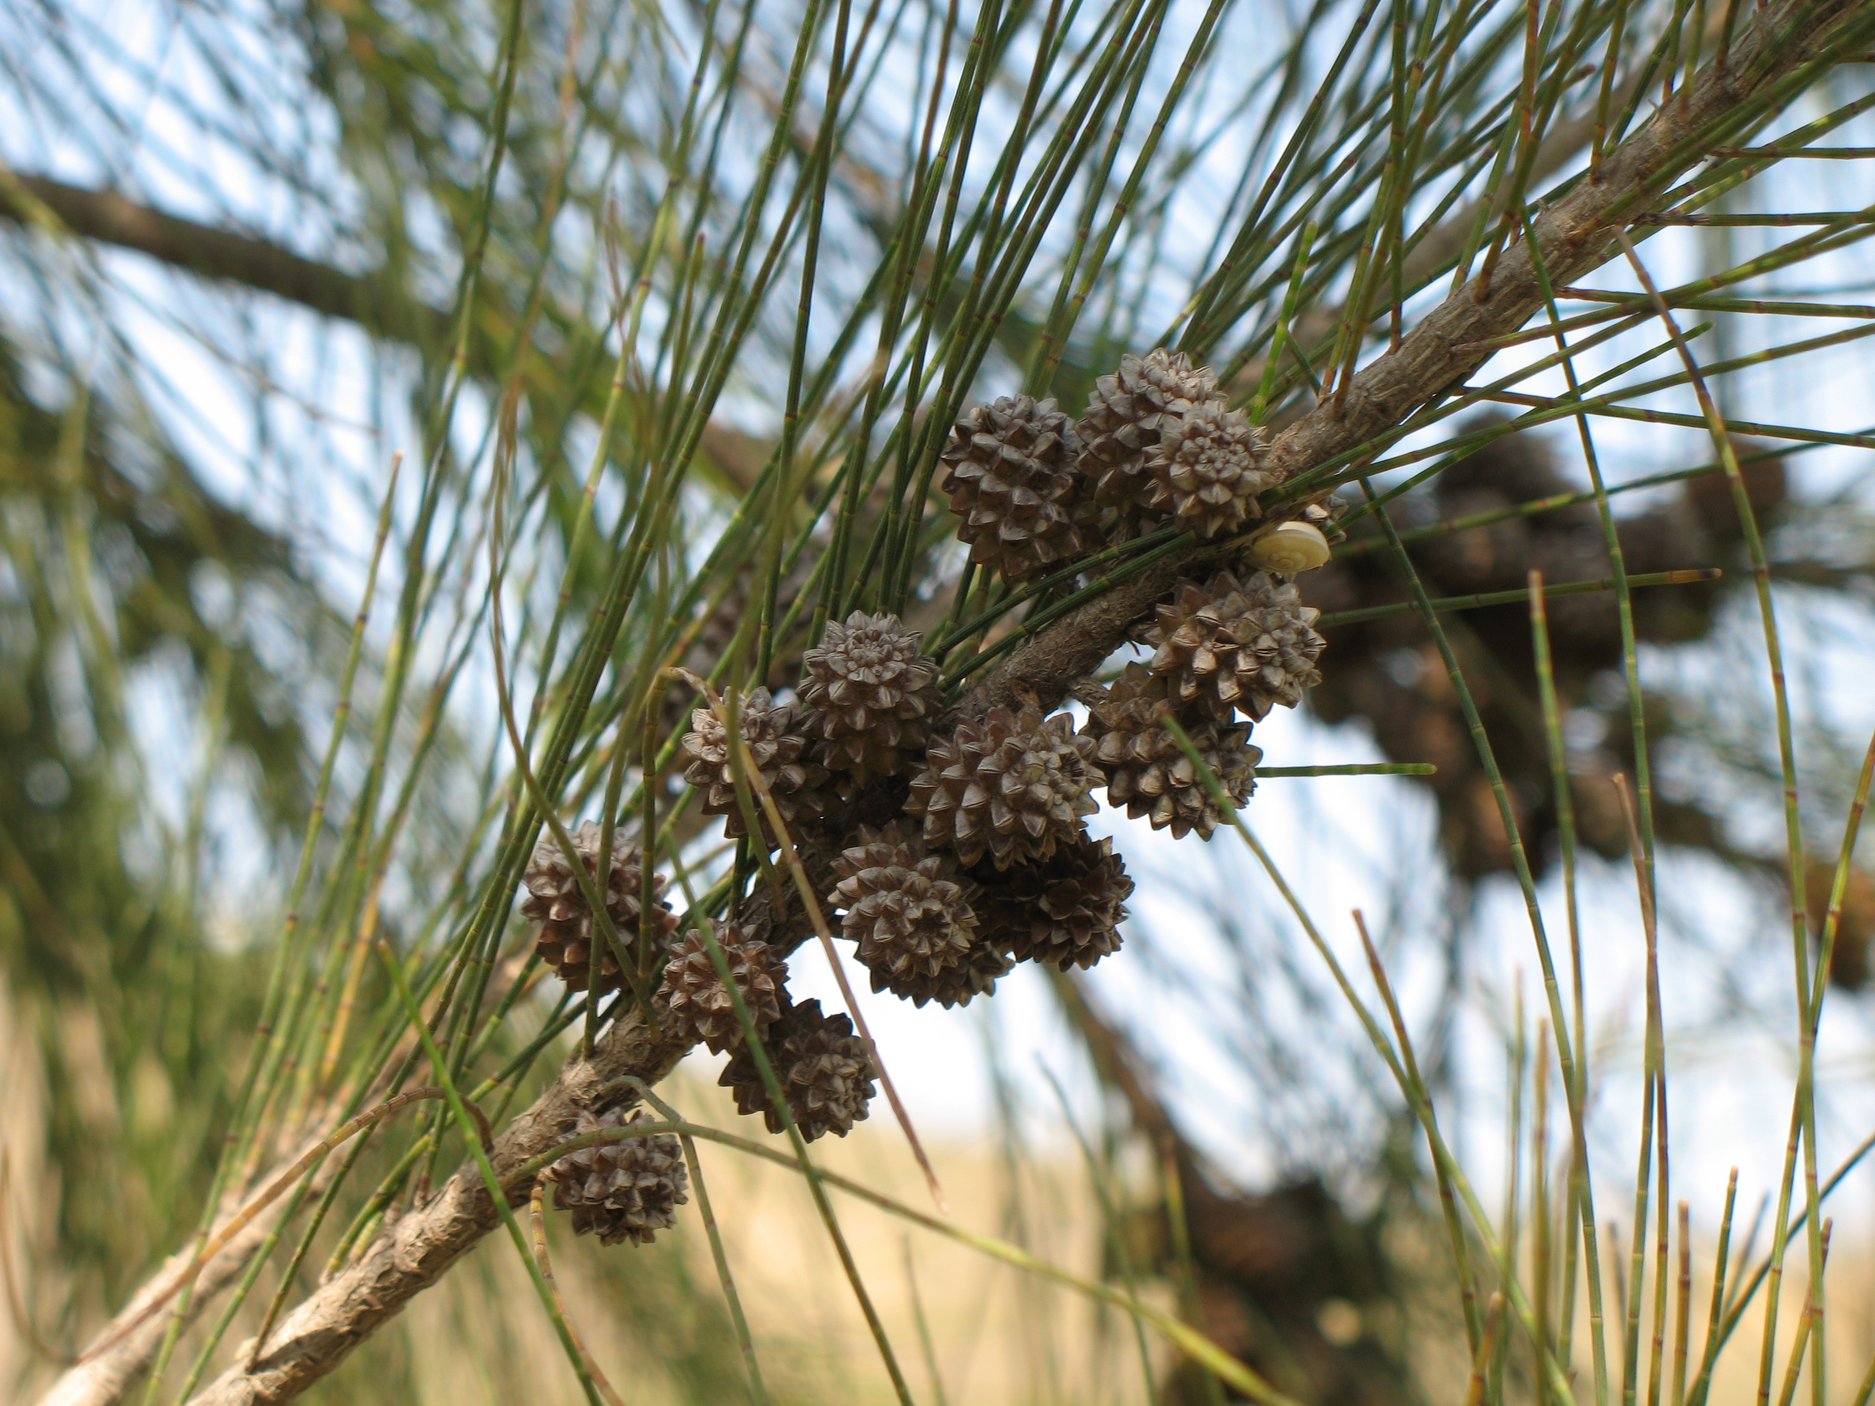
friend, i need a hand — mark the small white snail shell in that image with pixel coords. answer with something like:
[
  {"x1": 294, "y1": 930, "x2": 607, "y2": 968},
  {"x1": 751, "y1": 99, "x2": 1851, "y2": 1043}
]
[{"x1": 1248, "y1": 520, "x2": 1332, "y2": 574}]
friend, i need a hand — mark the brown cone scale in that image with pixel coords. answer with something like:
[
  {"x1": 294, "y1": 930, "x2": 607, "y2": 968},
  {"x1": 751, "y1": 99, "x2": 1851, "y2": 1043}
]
[
  {"x1": 939, "y1": 395, "x2": 1086, "y2": 582},
  {"x1": 1082, "y1": 664, "x2": 1260, "y2": 839},
  {"x1": 1142, "y1": 398, "x2": 1272, "y2": 539},
  {"x1": 906, "y1": 705, "x2": 1103, "y2": 870},
  {"x1": 545, "y1": 1108, "x2": 689, "y2": 1247},
  {"x1": 978, "y1": 834, "x2": 1133, "y2": 971},
  {"x1": 799, "y1": 612, "x2": 943, "y2": 782},
  {"x1": 1077, "y1": 348, "x2": 1218, "y2": 538},
  {"x1": 830, "y1": 826, "x2": 989, "y2": 1002},
  {"x1": 718, "y1": 998, "x2": 877, "y2": 1141},
  {"x1": 680, "y1": 687, "x2": 835, "y2": 845},
  {"x1": 655, "y1": 919, "x2": 787, "y2": 1054},
  {"x1": 1146, "y1": 569, "x2": 1325, "y2": 721},
  {"x1": 520, "y1": 821, "x2": 679, "y2": 992}
]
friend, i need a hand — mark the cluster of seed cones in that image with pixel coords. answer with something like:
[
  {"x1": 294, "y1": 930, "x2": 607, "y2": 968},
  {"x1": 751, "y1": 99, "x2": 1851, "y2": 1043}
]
[
  {"x1": 526, "y1": 348, "x2": 1333, "y2": 1248},
  {"x1": 941, "y1": 347, "x2": 1285, "y2": 574},
  {"x1": 937, "y1": 348, "x2": 1331, "y2": 838}
]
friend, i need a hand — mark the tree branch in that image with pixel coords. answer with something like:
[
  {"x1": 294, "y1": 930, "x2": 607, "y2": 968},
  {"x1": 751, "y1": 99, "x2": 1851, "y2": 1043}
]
[
  {"x1": 43, "y1": 1211, "x2": 289, "y2": 1406},
  {"x1": 0, "y1": 176, "x2": 414, "y2": 330},
  {"x1": 0, "y1": 174, "x2": 770, "y2": 492},
  {"x1": 33, "y1": 3, "x2": 1866, "y2": 1402},
  {"x1": 972, "y1": 0, "x2": 1865, "y2": 715},
  {"x1": 180, "y1": 1017, "x2": 686, "y2": 1406}
]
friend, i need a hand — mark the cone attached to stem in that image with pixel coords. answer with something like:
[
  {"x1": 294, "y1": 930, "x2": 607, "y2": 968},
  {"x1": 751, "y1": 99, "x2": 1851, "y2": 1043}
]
[
  {"x1": 799, "y1": 611, "x2": 943, "y2": 783},
  {"x1": 521, "y1": 821, "x2": 679, "y2": 992},
  {"x1": 656, "y1": 918, "x2": 788, "y2": 1054},
  {"x1": 939, "y1": 394, "x2": 1087, "y2": 582},
  {"x1": 1146, "y1": 569, "x2": 1325, "y2": 721},
  {"x1": 907, "y1": 705, "x2": 1103, "y2": 870},
  {"x1": 1082, "y1": 664, "x2": 1260, "y2": 839},
  {"x1": 544, "y1": 1108, "x2": 689, "y2": 1247},
  {"x1": 719, "y1": 998, "x2": 878, "y2": 1141},
  {"x1": 680, "y1": 687, "x2": 834, "y2": 844}
]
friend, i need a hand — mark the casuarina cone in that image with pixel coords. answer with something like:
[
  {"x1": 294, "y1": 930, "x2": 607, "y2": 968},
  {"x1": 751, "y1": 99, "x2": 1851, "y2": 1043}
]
[
  {"x1": 939, "y1": 394, "x2": 1086, "y2": 582},
  {"x1": 906, "y1": 705, "x2": 1102, "y2": 869},
  {"x1": 545, "y1": 1108, "x2": 689, "y2": 1247},
  {"x1": 1146, "y1": 569, "x2": 1325, "y2": 722},
  {"x1": 1082, "y1": 664, "x2": 1260, "y2": 839},
  {"x1": 718, "y1": 998, "x2": 878, "y2": 1141},
  {"x1": 680, "y1": 687, "x2": 835, "y2": 845},
  {"x1": 799, "y1": 611, "x2": 943, "y2": 782},
  {"x1": 520, "y1": 821, "x2": 679, "y2": 992},
  {"x1": 655, "y1": 918, "x2": 787, "y2": 1054}
]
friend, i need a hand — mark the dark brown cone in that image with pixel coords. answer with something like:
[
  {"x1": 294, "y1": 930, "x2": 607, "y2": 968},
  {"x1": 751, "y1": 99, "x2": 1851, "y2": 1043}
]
[
  {"x1": 1146, "y1": 569, "x2": 1325, "y2": 722},
  {"x1": 978, "y1": 835, "x2": 1133, "y2": 971},
  {"x1": 521, "y1": 821, "x2": 679, "y2": 992},
  {"x1": 938, "y1": 395, "x2": 1086, "y2": 582},
  {"x1": 545, "y1": 1108, "x2": 689, "y2": 1247},
  {"x1": 831, "y1": 826, "x2": 981, "y2": 993},
  {"x1": 1142, "y1": 398, "x2": 1272, "y2": 539},
  {"x1": 906, "y1": 705, "x2": 1103, "y2": 870},
  {"x1": 1081, "y1": 664, "x2": 1260, "y2": 839},
  {"x1": 655, "y1": 919, "x2": 787, "y2": 1054},
  {"x1": 871, "y1": 932, "x2": 1014, "y2": 1008},
  {"x1": 680, "y1": 687, "x2": 834, "y2": 845},
  {"x1": 1076, "y1": 348, "x2": 1218, "y2": 539},
  {"x1": 718, "y1": 998, "x2": 876, "y2": 1141},
  {"x1": 799, "y1": 612, "x2": 943, "y2": 782}
]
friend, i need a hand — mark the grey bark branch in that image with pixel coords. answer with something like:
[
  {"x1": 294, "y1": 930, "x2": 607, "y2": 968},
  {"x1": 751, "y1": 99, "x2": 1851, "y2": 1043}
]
[
  {"x1": 970, "y1": 0, "x2": 1862, "y2": 716},
  {"x1": 0, "y1": 174, "x2": 770, "y2": 493},
  {"x1": 43, "y1": 1212, "x2": 287, "y2": 1406},
  {"x1": 31, "y1": 3, "x2": 1864, "y2": 1402},
  {"x1": 190, "y1": 1019, "x2": 688, "y2": 1406}
]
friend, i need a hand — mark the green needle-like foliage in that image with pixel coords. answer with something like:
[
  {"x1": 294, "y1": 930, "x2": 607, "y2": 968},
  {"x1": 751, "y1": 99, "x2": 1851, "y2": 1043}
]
[{"x1": 4, "y1": 1, "x2": 1875, "y2": 1404}]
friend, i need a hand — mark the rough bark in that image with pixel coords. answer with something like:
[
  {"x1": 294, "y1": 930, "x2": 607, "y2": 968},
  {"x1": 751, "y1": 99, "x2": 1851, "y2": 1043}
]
[
  {"x1": 43, "y1": 1214, "x2": 287, "y2": 1406},
  {"x1": 186, "y1": 1016, "x2": 688, "y2": 1406},
  {"x1": 30, "y1": 2, "x2": 1867, "y2": 1402},
  {"x1": 971, "y1": 0, "x2": 1860, "y2": 715}
]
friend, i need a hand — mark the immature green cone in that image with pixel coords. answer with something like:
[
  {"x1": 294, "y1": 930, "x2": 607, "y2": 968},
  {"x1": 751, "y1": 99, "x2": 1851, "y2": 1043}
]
[
  {"x1": 938, "y1": 395, "x2": 1086, "y2": 582},
  {"x1": 831, "y1": 827, "x2": 982, "y2": 998},
  {"x1": 979, "y1": 834, "x2": 1133, "y2": 971},
  {"x1": 906, "y1": 705, "x2": 1102, "y2": 870},
  {"x1": 1077, "y1": 348, "x2": 1218, "y2": 537},
  {"x1": 521, "y1": 821, "x2": 679, "y2": 992},
  {"x1": 655, "y1": 919, "x2": 787, "y2": 1054},
  {"x1": 1146, "y1": 569, "x2": 1325, "y2": 721},
  {"x1": 680, "y1": 687, "x2": 833, "y2": 844},
  {"x1": 718, "y1": 999, "x2": 876, "y2": 1141},
  {"x1": 1142, "y1": 398, "x2": 1272, "y2": 538},
  {"x1": 1081, "y1": 664, "x2": 1259, "y2": 839},
  {"x1": 799, "y1": 612, "x2": 943, "y2": 782},
  {"x1": 545, "y1": 1108, "x2": 689, "y2": 1247}
]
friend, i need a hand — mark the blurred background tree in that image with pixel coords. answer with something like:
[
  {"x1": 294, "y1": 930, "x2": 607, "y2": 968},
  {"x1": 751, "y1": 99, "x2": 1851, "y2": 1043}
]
[{"x1": 4, "y1": 1, "x2": 1875, "y2": 1403}]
